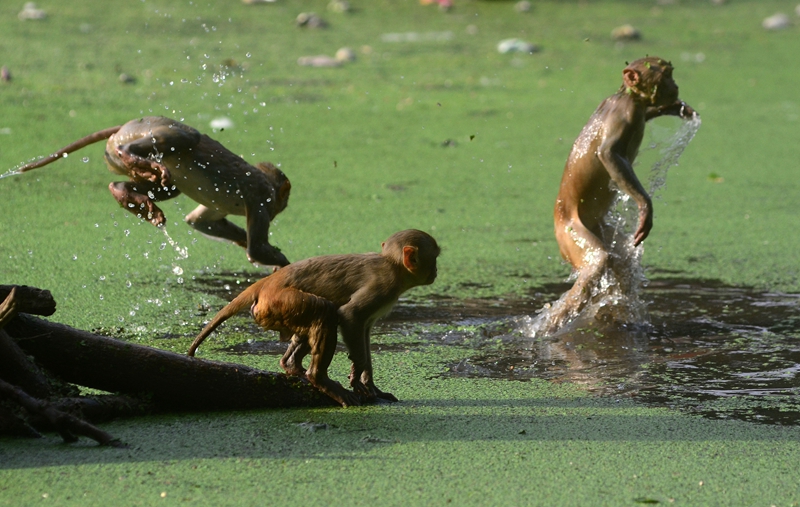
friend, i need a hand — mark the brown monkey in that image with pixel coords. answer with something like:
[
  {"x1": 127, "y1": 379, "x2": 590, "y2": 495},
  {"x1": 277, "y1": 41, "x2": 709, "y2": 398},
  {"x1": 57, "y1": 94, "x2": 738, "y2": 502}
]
[
  {"x1": 16, "y1": 117, "x2": 291, "y2": 266},
  {"x1": 551, "y1": 57, "x2": 696, "y2": 324},
  {"x1": 187, "y1": 229, "x2": 440, "y2": 407}
]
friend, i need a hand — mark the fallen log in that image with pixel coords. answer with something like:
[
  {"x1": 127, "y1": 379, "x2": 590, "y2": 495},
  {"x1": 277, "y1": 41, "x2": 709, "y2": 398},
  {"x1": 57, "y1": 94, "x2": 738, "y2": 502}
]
[
  {"x1": 5, "y1": 314, "x2": 339, "y2": 411},
  {"x1": 0, "y1": 377, "x2": 124, "y2": 447},
  {"x1": 0, "y1": 287, "x2": 126, "y2": 446}
]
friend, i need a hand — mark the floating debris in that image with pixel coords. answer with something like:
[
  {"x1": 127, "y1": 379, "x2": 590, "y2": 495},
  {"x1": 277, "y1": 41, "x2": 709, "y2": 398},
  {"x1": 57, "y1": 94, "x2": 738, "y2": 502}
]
[
  {"x1": 18, "y1": 2, "x2": 46, "y2": 20},
  {"x1": 762, "y1": 13, "x2": 791, "y2": 30},
  {"x1": 118, "y1": 73, "x2": 136, "y2": 84},
  {"x1": 296, "y1": 421, "x2": 332, "y2": 432},
  {"x1": 327, "y1": 0, "x2": 350, "y2": 13},
  {"x1": 515, "y1": 1, "x2": 532, "y2": 12},
  {"x1": 209, "y1": 117, "x2": 234, "y2": 130},
  {"x1": 611, "y1": 24, "x2": 641, "y2": 41},
  {"x1": 296, "y1": 12, "x2": 327, "y2": 28},
  {"x1": 497, "y1": 38, "x2": 538, "y2": 54},
  {"x1": 382, "y1": 31, "x2": 453, "y2": 43},
  {"x1": 297, "y1": 47, "x2": 356, "y2": 68}
]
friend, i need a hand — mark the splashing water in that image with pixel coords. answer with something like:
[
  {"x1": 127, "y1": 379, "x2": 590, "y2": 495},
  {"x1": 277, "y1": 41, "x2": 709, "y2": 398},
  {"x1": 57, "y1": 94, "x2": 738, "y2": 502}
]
[
  {"x1": 522, "y1": 114, "x2": 702, "y2": 337},
  {"x1": 161, "y1": 227, "x2": 189, "y2": 260},
  {"x1": 0, "y1": 170, "x2": 20, "y2": 179},
  {"x1": 161, "y1": 227, "x2": 190, "y2": 284}
]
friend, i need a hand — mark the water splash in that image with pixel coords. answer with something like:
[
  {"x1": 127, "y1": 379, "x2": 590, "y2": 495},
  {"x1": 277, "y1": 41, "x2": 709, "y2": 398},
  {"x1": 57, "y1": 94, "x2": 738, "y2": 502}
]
[
  {"x1": 160, "y1": 226, "x2": 190, "y2": 284},
  {"x1": 161, "y1": 227, "x2": 189, "y2": 260},
  {"x1": 523, "y1": 114, "x2": 702, "y2": 337},
  {"x1": 0, "y1": 169, "x2": 21, "y2": 179}
]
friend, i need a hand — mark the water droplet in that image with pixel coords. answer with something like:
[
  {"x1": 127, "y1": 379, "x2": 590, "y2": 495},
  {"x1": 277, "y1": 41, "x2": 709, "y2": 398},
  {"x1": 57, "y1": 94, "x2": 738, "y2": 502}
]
[{"x1": 82, "y1": 157, "x2": 90, "y2": 163}]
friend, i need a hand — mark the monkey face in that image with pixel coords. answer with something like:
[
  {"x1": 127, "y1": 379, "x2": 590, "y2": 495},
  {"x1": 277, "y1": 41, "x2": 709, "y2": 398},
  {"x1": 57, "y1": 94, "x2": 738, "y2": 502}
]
[{"x1": 651, "y1": 64, "x2": 679, "y2": 106}]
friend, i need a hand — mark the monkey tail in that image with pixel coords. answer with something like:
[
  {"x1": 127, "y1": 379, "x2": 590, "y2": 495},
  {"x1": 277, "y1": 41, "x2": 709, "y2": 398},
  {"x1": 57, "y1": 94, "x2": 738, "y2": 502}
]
[
  {"x1": 17, "y1": 126, "x2": 122, "y2": 172},
  {"x1": 187, "y1": 278, "x2": 267, "y2": 357}
]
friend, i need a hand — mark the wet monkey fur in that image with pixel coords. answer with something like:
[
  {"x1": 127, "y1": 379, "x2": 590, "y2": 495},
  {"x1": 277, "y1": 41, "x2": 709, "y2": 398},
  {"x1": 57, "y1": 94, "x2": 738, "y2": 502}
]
[
  {"x1": 16, "y1": 116, "x2": 291, "y2": 266},
  {"x1": 188, "y1": 230, "x2": 440, "y2": 407},
  {"x1": 552, "y1": 57, "x2": 696, "y2": 323}
]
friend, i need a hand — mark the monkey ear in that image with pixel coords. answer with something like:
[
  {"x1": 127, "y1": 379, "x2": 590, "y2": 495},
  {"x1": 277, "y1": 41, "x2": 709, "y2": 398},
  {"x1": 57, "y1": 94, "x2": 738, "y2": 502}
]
[
  {"x1": 402, "y1": 245, "x2": 419, "y2": 272},
  {"x1": 623, "y1": 68, "x2": 640, "y2": 89}
]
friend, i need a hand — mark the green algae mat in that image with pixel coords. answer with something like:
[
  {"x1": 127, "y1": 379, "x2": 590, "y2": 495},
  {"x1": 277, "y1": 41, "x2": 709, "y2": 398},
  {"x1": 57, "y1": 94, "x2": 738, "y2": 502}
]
[{"x1": 2, "y1": 1, "x2": 800, "y2": 505}]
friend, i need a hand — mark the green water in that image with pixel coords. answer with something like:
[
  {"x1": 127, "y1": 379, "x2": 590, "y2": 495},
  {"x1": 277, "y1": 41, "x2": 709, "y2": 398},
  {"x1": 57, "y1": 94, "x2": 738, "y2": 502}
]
[{"x1": 2, "y1": 1, "x2": 800, "y2": 505}]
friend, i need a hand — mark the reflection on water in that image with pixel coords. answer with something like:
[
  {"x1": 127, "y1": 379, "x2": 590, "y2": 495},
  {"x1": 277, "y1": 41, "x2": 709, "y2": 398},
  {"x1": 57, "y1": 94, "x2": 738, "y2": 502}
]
[
  {"x1": 439, "y1": 279, "x2": 800, "y2": 426},
  {"x1": 191, "y1": 273, "x2": 800, "y2": 425}
]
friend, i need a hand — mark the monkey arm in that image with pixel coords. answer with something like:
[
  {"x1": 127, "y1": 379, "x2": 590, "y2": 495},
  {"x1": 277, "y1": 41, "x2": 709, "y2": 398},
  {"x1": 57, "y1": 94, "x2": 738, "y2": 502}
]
[
  {"x1": 244, "y1": 206, "x2": 290, "y2": 267},
  {"x1": 339, "y1": 293, "x2": 399, "y2": 402},
  {"x1": 646, "y1": 101, "x2": 697, "y2": 121},
  {"x1": 115, "y1": 124, "x2": 200, "y2": 186},
  {"x1": 597, "y1": 124, "x2": 653, "y2": 246}
]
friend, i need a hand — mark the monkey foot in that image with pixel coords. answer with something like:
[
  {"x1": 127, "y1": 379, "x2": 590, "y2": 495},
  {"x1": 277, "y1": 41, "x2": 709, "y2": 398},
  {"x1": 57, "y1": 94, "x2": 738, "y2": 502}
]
[
  {"x1": 310, "y1": 377, "x2": 361, "y2": 407},
  {"x1": 351, "y1": 379, "x2": 398, "y2": 402},
  {"x1": 115, "y1": 147, "x2": 171, "y2": 186}
]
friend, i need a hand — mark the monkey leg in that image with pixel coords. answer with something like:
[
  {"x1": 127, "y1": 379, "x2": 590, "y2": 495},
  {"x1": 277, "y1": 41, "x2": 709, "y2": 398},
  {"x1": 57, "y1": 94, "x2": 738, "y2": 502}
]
[
  {"x1": 551, "y1": 217, "x2": 609, "y2": 327},
  {"x1": 245, "y1": 206, "x2": 290, "y2": 267},
  {"x1": 343, "y1": 325, "x2": 398, "y2": 402},
  {"x1": 253, "y1": 288, "x2": 359, "y2": 407},
  {"x1": 305, "y1": 318, "x2": 361, "y2": 407},
  {"x1": 109, "y1": 181, "x2": 179, "y2": 226},
  {"x1": 279, "y1": 333, "x2": 310, "y2": 377},
  {"x1": 185, "y1": 205, "x2": 248, "y2": 247}
]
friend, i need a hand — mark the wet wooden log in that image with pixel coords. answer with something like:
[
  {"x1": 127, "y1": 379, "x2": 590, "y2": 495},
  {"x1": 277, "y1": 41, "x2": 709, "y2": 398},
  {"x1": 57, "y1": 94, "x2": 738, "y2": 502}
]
[{"x1": 5, "y1": 314, "x2": 339, "y2": 411}]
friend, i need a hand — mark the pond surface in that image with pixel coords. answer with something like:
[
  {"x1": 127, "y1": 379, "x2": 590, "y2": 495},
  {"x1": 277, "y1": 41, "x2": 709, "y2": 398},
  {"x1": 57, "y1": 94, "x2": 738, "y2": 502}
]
[{"x1": 193, "y1": 273, "x2": 800, "y2": 426}]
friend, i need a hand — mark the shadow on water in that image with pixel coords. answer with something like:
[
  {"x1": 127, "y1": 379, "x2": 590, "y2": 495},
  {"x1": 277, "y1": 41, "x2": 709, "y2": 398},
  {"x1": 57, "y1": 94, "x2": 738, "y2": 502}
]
[{"x1": 190, "y1": 273, "x2": 800, "y2": 426}]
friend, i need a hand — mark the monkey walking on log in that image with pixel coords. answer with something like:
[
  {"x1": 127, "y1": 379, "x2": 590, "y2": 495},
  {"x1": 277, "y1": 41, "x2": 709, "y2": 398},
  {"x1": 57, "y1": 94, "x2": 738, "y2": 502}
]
[
  {"x1": 548, "y1": 56, "x2": 697, "y2": 330},
  {"x1": 188, "y1": 229, "x2": 440, "y2": 407},
  {"x1": 15, "y1": 117, "x2": 291, "y2": 267}
]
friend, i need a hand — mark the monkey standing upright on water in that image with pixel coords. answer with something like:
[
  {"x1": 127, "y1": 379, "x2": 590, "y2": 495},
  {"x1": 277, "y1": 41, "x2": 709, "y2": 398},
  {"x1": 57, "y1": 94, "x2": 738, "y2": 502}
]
[
  {"x1": 16, "y1": 116, "x2": 291, "y2": 266},
  {"x1": 551, "y1": 57, "x2": 696, "y2": 326},
  {"x1": 188, "y1": 229, "x2": 440, "y2": 407}
]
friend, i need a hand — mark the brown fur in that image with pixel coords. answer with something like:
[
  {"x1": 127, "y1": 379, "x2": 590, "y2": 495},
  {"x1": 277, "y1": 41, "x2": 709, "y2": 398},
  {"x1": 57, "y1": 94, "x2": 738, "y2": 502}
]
[
  {"x1": 552, "y1": 57, "x2": 695, "y2": 320},
  {"x1": 17, "y1": 117, "x2": 291, "y2": 266},
  {"x1": 188, "y1": 229, "x2": 440, "y2": 407}
]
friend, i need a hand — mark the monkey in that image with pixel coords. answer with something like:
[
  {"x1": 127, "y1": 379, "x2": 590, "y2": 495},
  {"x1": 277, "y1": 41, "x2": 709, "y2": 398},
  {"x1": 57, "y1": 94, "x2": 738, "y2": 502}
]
[
  {"x1": 187, "y1": 229, "x2": 440, "y2": 407},
  {"x1": 550, "y1": 56, "x2": 696, "y2": 327},
  {"x1": 15, "y1": 116, "x2": 291, "y2": 267}
]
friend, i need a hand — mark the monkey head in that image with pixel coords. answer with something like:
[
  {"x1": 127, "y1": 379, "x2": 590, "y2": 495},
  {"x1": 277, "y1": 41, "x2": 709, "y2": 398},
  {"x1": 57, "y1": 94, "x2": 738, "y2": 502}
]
[
  {"x1": 255, "y1": 162, "x2": 291, "y2": 215},
  {"x1": 621, "y1": 56, "x2": 679, "y2": 107},
  {"x1": 381, "y1": 229, "x2": 440, "y2": 286}
]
